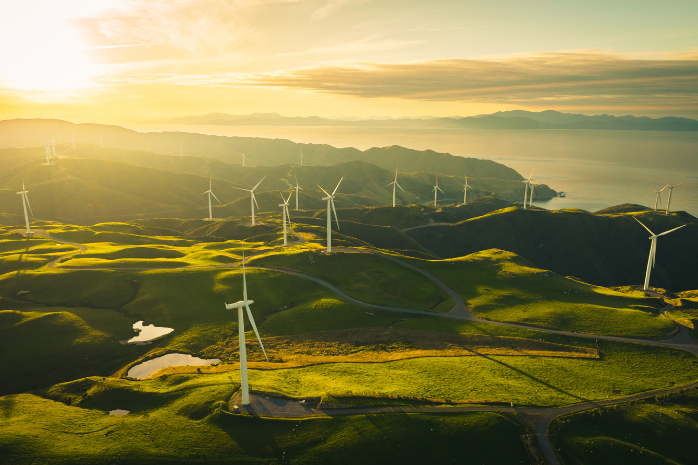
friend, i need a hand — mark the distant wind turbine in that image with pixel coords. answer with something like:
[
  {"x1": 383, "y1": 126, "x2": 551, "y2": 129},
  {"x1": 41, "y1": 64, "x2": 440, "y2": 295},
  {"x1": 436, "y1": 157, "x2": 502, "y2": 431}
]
[
  {"x1": 234, "y1": 177, "x2": 265, "y2": 226},
  {"x1": 635, "y1": 218, "x2": 685, "y2": 291},
  {"x1": 432, "y1": 175, "x2": 443, "y2": 208},
  {"x1": 294, "y1": 175, "x2": 303, "y2": 211},
  {"x1": 387, "y1": 168, "x2": 404, "y2": 207},
  {"x1": 463, "y1": 174, "x2": 473, "y2": 204},
  {"x1": 51, "y1": 140, "x2": 57, "y2": 158},
  {"x1": 651, "y1": 186, "x2": 667, "y2": 212},
  {"x1": 202, "y1": 177, "x2": 222, "y2": 221},
  {"x1": 318, "y1": 178, "x2": 342, "y2": 253},
  {"x1": 279, "y1": 192, "x2": 292, "y2": 246},
  {"x1": 45, "y1": 143, "x2": 51, "y2": 165},
  {"x1": 16, "y1": 181, "x2": 33, "y2": 235},
  {"x1": 663, "y1": 181, "x2": 686, "y2": 215},
  {"x1": 225, "y1": 246, "x2": 268, "y2": 406},
  {"x1": 523, "y1": 169, "x2": 534, "y2": 210}
]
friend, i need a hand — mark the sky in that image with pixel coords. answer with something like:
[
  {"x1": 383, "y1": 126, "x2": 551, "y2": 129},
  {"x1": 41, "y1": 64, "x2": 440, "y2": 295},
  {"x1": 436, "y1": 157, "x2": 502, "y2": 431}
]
[{"x1": 0, "y1": 0, "x2": 697, "y2": 123}]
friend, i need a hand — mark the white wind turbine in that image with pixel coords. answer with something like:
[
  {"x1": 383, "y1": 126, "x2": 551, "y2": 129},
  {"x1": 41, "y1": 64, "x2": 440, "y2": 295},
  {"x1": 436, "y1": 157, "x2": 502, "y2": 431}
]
[
  {"x1": 234, "y1": 177, "x2": 265, "y2": 226},
  {"x1": 318, "y1": 178, "x2": 342, "y2": 253},
  {"x1": 16, "y1": 181, "x2": 33, "y2": 235},
  {"x1": 387, "y1": 168, "x2": 404, "y2": 207},
  {"x1": 293, "y1": 175, "x2": 303, "y2": 211},
  {"x1": 225, "y1": 246, "x2": 268, "y2": 406},
  {"x1": 523, "y1": 169, "x2": 534, "y2": 210},
  {"x1": 279, "y1": 192, "x2": 292, "y2": 246},
  {"x1": 463, "y1": 174, "x2": 474, "y2": 204},
  {"x1": 432, "y1": 175, "x2": 443, "y2": 208},
  {"x1": 45, "y1": 143, "x2": 51, "y2": 165},
  {"x1": 202, "y1": 177, "x2": 222, "y2": 221},
  {"x1": 651, "y1": 185, "x2": 667, "y2": 212},
  {"x1": 635, "y1": 218, "x2": 685, "y2": 291},
  {"x1": 663, "y1": 181, "x2": 686, "y2": 215}
]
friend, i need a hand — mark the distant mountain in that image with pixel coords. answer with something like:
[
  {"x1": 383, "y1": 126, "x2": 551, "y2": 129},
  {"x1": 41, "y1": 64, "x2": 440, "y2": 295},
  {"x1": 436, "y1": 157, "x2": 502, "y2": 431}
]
[
  {"x1": 150, "y1": 110, "x2": 698, "y2": 131},
  {"x1": 0, "y1": 119, "x2": 522, "y2": 181}
]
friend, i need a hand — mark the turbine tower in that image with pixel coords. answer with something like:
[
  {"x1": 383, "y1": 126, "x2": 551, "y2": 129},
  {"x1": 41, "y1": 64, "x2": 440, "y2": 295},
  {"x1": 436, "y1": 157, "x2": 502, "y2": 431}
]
[
  {"x1": 663, "y1": 181, "x2": 686, "y2": 215},
  {"x1": 635, "y1": 218, "x2": 685, "y2": 291},
  {"x1": 45, "y1": 144, "x2": 51, "y2": 165},
  {"x1": 651, "y1": 186, "x2": 666, "y2": 212},
  {"x1": 202, "y1": 177, "x2": 222, "y2": 221},
  {"x1": 225, "y1": 247, "x2": 268, "y2": 406},
  {"x1": 432, "y1": 175, "x2": 443, "y2": 208},
  {"x1": 463, "y1": 174, "x2": 473, "y2": 204},
  {"x1": 318, "y1": 178, "x2": 342, "y2": 253},
  {"x1": 279, "y1": 192, "x2": 292, "y2": 246},
  {"x1": 293, "y1": 175, "x2": 303, "y2": 211},
  {"x1": 387, "y1": 168, "x2": 404, "y2": 207},
  {"x1": 233, "y1": 177, "x2": 265, "y2": 226},
  {"x1": 51, "y1": 140, "x2": 57, "y2": 158},
  {"x1": 16, "y1": 181, "x2": 33, "y2": 235},
  {"x1": 523, "y1": 169, "x2": 534, "y2": 210}
]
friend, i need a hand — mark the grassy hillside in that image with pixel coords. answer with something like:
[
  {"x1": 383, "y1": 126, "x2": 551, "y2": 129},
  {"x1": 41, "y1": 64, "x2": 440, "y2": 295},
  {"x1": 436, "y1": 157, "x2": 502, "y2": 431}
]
[
  {"x1": 0, "y1": 119, "x2": 523, "y2": 179},
  {"x1": 550, "y1": 387, "x2": 698, "y2": 465},
  {"x1": 406, "y1": 207, "x2": 698, "y2": 291},
  {"x1": 403, "y1": 249, "x2": 674, "y2": 338}
]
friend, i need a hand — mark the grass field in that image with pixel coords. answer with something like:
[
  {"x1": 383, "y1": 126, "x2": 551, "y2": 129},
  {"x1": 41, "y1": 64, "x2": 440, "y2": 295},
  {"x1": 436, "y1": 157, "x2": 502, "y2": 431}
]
[
  {"x1": 250, "y1": 248, "x2": 453, "y2": 312},
  {"x1": 0, "y1": 374, "x2": 531, "y2": 464},
  {"x1": 403, "y1": 249, "x2": 675, "y2": 338},
  {"x1": 550, "y1": 387, "x2": 698, "y2": 465}
]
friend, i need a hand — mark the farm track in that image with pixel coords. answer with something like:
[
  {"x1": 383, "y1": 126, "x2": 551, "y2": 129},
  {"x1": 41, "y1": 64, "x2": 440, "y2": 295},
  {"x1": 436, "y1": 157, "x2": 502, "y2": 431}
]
[{"x1": 15, "y1": 227, "x2": 698, "y2": 465}]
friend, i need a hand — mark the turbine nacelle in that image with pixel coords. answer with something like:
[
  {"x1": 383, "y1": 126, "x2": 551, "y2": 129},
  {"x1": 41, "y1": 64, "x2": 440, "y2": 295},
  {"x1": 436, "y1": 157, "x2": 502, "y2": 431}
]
[{"x1": 225, "y1": 300, "x2": 254, "y2": 309}]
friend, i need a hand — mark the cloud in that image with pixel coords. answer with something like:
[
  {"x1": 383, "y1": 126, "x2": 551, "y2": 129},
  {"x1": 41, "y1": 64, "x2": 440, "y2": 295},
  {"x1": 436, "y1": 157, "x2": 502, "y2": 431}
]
[{"x1": 226, "y1": 50, "x2": 698, "y2": 107}]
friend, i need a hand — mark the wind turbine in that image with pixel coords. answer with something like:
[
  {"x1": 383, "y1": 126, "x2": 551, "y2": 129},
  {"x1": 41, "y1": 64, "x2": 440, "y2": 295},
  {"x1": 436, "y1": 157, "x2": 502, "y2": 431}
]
[
  {"x1": 432, "y1": 175, "x2": 443, "y2": 208},
  {"x1": 663, "y1": 181, "x2": 686, "y2": 215},
  {"x1": 318, "y1": 178, "x2": 342, "y2": 253},
  {"x1": 635, "y1": 218, "x2": 685, "y2": 291},
  {"x1": 293, "y1": 175, "x2": 303, "y2": 211},
  {"x1": 523, "y1": 170, "x2": 534, "y2": 210},
  {"x1": 651, "y1": 186, "x2": 666, "y2": 212},
  {"x1": 202, "y1": 177, "x2": 221, "y2": 221},
  {"x1": 45, "y1": 144, "x2": 51, "y2": 165},
  {"x1": 234, "y1": 177, "x2": 265, "y2": 226},
  {"x1": 279, "y1": 192, "x2": 292, "y2": 246},
  {"x1": 51, "y1": 140, "x2": 57, "y2": 158},
  {"x1": 16, "y1": 181, "x2": 33, "y2": 235},
  {"x1": 463, "y1": 174, "x2": 474, "y2": 204},
  {"x1": 225, "y1": 246, "x2": 268, "y2": 406},
  {"x1": 387, "y1": 167, "x2": 404, "y2": 207},
  {"x1": 529, "y1": 183, "x2": 536, "y2": 208}
]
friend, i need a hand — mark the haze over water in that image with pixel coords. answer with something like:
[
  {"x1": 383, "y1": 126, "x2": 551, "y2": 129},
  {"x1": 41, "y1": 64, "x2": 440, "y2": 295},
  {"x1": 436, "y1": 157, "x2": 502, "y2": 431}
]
[{"x1": 132, "y1": 124, "x2": 698, "y2": 216}]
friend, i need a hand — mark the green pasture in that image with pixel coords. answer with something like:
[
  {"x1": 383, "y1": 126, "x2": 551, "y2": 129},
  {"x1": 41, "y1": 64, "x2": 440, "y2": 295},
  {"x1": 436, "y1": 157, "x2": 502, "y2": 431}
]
[
  {"x1": 550, "y1": 387, "x2": 698, "y2": 465},
  {"x1": 250, "y1": 248, "x2": 453, "y2": 312},
  {"x1": 404, "y1": 249, "x2": 675, "y2": 339}
]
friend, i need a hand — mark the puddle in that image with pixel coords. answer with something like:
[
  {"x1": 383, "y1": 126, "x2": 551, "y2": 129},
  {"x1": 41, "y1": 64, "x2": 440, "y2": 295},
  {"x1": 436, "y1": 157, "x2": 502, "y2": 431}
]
[
  {"x1": 109, "y1": 409, "x2": 130, "y2": 415},
  {"x1": 127, "y1": 353, "x2": 221, "y2": 379},
  {"x1": 123, "y1": 321, "x2": 174, "y2": 344}
]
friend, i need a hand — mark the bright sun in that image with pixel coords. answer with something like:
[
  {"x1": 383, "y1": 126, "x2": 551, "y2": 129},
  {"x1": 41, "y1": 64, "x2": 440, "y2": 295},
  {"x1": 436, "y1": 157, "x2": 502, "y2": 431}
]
[{"x1": 0, "y1": 1, "x2": 109, "y2": 93}]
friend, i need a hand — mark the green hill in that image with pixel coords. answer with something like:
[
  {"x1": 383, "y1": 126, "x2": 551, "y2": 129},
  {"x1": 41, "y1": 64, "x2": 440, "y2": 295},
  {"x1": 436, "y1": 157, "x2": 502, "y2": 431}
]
[{"x1": 405, "y1": 207, "x2": 698, "y2": 291}]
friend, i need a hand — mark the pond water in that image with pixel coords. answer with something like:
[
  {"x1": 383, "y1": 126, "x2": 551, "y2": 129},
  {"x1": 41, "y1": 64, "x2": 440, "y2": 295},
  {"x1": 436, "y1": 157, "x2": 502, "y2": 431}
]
[
  {"x1": 127, "y1": 320, "x2": 174, "y2": 344},
  {"x1": 127, "y1": 353, "x2": 221, "y2": 379},
  {"x1": 108, "y1": 409, "x2": 129, "y2": 415}
]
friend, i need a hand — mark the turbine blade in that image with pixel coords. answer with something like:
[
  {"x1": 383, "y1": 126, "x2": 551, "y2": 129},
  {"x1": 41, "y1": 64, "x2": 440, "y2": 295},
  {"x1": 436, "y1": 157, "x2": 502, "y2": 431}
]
[
  {"x1": 286, "y1": 206, "x2": 292, "y2": 226},
  {"x1": 657, "y1": 224, "x2": 686, "y2": 236},
  {"x1": 280, "y1": 191, "x2": 286, "y2": 202},
  {"x1": 395, "y1": 181, "x2": 405, "y2": 192},
  {"x1": 242, "y1": 245, "x2": 247, "y2": 300},
  {"x1": 634, "y1": 217, "x2": 655, "y2": 236},
  {"x1": 332, "y1": 177, "x2": 343, "y2": 195},
  {"x1": 318, "y1": 185, "x2": 330, "y2": 197},
  {"x1": 331, "y1": 200, "x2": 340, "y2": 230},
  {"x1": 209, "y1": 177, "x2": 212, "y2": 190},
  {"x1": 245, "y1": 305, "x2": 268, "y2": 361},
  {"x1": 395, "y1": 167, "x2": 398, "y2": 182},
  {"x1": 252, "y1": 177, "x2": 265, "y2": 191},
  {"x1": 25, "y1": 194, "x2": 33, "y2": 216},
  {"x1": 285, "y1": 192, "x2": 293, "y2": 203},
  {"x1": 232, "y1": 187, "x2": 251, "y2": 192},
  {"x1": 211, "y1": 192, "x2": 222, "y2": 205},
  {"x1": 674, "y1": 181, "x2": 687, "y2": 187},
  {"x1": 438, "y1": 186, "x2": 444, "y2": 194},
  {"x1": 252, "y1": 192, "x2": 259, "y2": 210}
]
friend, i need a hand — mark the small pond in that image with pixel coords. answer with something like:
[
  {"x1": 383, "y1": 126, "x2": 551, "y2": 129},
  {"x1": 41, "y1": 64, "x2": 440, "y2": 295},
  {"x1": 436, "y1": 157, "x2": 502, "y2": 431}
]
[
  {"x1": 127, "y1": 353, "x2": 221, "y2": 379},
  {"x1": 127, "y1": 320, "x2": 174, "y2": 344},
  {"x1": 108, "y1": 409, "x2": 130, "y2": 415}
]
